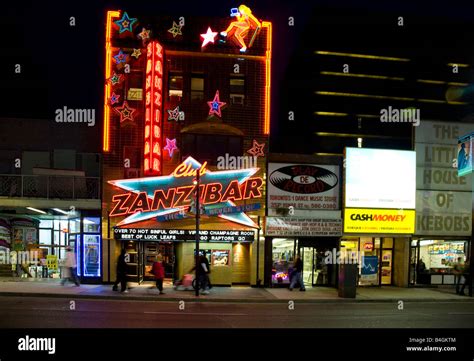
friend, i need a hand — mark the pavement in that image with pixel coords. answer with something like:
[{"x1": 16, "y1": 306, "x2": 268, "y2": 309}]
[{"x1": 0, "y1": 277, "x2": 472, "y2": 303}]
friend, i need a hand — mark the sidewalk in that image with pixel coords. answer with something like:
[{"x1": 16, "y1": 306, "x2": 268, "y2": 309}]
[{"x1": 0, "y1": 278, "x2": 472, "y2": 303}]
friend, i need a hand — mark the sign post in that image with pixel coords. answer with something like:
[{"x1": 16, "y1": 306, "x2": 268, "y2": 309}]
[{"x1": 195, "y1": 170, "x2": 200, "y2": 297}]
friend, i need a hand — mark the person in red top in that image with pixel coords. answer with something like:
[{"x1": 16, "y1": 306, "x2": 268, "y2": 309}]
[{"x1": 152, "y1": 254, "x2": 165, "y2": 294}]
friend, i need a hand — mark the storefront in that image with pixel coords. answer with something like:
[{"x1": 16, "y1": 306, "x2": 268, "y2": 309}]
[
  {"x1": 410, "y1": 238, "x2": 470, "y2": 285},
  {"x1": 343, "y1": 147, "x2": 417, "y2": 287},
  {"x1": 265, "y1": 159, "x2": 343, "y2": 288},
  {"x1": 0, "y1": 211, "x2": 101, "y2": 283},
  {"x1": 105, "y1": 156, "x2": 265, "y2": 286},
  {"x1": 113, "y1": 226, "x2": 256, "y2": 286},
  {"x1": 269, "y1": 236, "x2": 340, "y2": 287},
  {"x1": 413, "y1": 121, "x2": 473, "y2": 287},
  {"x1": 339, "y1": 236, "x2": 396, "y2": 286}
]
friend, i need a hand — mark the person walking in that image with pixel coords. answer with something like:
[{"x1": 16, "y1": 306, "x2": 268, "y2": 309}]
[
  {"x1": 60, "y1": 246, "x2": 80, "y2": 286},
  {"x1": 453, "y1": 257, "x2": 464, "y2": 294},
  {"x1": 112, "y1": 248, "x2": 128, "y2": 293},
  {"x1": 289, "y1": 255, "x2": 305, "y2": 291},
  {"x1": 459, "y1": 260, "x2": 471, "y2": 296},
  {"x1": 192, "y1": 254, "x2": 211, "y2": 294},
  {"x1": 152, "y1": 254, "x2": 165, "y2": 294}
]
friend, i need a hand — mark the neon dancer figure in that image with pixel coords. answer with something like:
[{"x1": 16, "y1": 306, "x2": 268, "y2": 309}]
[{"x1": 220, "y1": 5, "x2": 261, "y2": 52}]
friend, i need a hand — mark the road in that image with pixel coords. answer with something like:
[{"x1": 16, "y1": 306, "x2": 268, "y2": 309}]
[{"x1": 0, "y1": 296, "x2": 474, "y2": 328}]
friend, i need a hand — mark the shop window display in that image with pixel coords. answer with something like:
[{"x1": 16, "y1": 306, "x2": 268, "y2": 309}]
[
  {"x1": 272, "y1": 238, "x2": 295, "y2": 285},
  {"x1": 417, "y1": 240, "x2": 467, "y2": 284}
]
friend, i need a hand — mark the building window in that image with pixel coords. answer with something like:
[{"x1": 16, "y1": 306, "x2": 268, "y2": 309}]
[
  {"x1": 168, "y1": 73, "x2": 183, "y2": 100},
  {"x1": 190, "y1": 75, "x2": 204, "y2": 101},
  {"x1": 181, "y1": 133, "x2": 242, "y2": 165},
  {"x1": 230, "y1": 76, "x2": 245, "y2": 105}
]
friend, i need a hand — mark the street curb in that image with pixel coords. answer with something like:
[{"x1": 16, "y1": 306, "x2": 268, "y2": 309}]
[{"x1": 0, "y1": 291, "x2": 473, "y2": 304}]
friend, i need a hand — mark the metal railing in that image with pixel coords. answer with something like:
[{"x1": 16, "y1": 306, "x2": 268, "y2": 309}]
[{"x1": 0, "y1": 174, "x2": 100, "y2": 200}]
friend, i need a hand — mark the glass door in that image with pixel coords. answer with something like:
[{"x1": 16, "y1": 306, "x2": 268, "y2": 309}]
[{"x1": 301, "y1": 247, "x2": 314, "y2": 286}]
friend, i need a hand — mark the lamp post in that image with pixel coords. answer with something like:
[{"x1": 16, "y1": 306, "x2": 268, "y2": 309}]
[{"x1": 194, "y1": 170, "x2": 201, "y2": 297}]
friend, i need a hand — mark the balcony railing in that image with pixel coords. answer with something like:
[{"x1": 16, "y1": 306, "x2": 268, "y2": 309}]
[{"x1": 0, "y1": 175, "x2": 100, "y2": 200}]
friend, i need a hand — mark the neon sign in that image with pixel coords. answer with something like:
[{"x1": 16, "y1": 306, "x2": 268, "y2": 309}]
[
  {"x1": 109, "y1": 156, "x2": 263, "y2": 227},
  {"x1": 220, "y1": 5, "x2": 261, "y2": 52},
  {"x1": 144, "y1": 41, "x2": 164, "y2": 176},
  {"x1": 164, "y1": 138, "x2": 178, "y2": 158},
  {"x1": 207, "y1": 90, "x2": 226, "y2": 118},
  {"x1": 247, "y1": 139, "x2": 265, "y2": 157},
  {"x1": 114, "y1": 12, "x2": 137, "y2": 34},
  {"x1": 200, "y1": 27, "x2": 218, "y2": 48}
]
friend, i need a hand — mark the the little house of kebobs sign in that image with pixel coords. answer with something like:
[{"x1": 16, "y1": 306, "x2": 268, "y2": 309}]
[{"x1": 108, "y1": 156, "x2": 263, "y2": 228}]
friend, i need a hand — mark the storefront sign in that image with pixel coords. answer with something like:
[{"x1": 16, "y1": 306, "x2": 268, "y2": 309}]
[
  {"x1": 344, "y1": 208, "x2": 415, "y2": 234},
  {"x1": 109, "y1": 156, "x2": 263, "y2": 228},
  {"x1": 415, "y1": 121, "x2": 473, "y2": 236},
  {"x1": 114, "y1": 228, "x2": 255, "y2": 242},
  {"x1": 46, "y1": 255, "x2": 58, "y2": 271},
  {"x1": 144, "y1": 41, "x2": 164, "y2": 176},
  {"x1": 267, "y1": 163, "x2": 339, "y2": 213},
  {"x1": 265, "y1": 217, "x2": 342, "y2": 237},
  {"x1": 345, "y1": 148, "x2": 416, "y2": 209}
]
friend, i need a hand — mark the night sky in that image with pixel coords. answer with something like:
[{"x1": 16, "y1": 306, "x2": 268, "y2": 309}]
[{"x1": 1, "y1": 0, "x2": 474, "y2": 151}]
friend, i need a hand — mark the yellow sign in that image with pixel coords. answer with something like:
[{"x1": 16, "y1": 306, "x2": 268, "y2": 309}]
[
  {"x1": 344, "y1": 208, "x2": 415, "y2": 234},
  {"x1": 46, "y1": 255, "x2": 58, "y2": 271}
]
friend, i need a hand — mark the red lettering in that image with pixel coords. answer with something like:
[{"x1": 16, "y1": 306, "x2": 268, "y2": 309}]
[
  {"x1": 172, "y1": 186, "x2": 195, "y2": 207},
  {"x1": 128, "y1": 192, "x2": 150, "y2": 213},
  {"x1": 221, "y1": 180, "x2": 243, "y2": 202},
  {"x1": 110, "y1": 193, "x2": 131, "y2": 217},
  {"x1": 151, "y1": 189, "x2": 175, "y2": 210},
  {"x1": 243, "y1": 177, "x2": 263, "y2": 199},
  {"x1": 203, "y1": 183, "x2": 222, "y2": 204}
]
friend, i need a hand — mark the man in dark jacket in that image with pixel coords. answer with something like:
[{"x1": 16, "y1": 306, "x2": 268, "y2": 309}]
[
  {"x1": 112, "y1": 249, "x2": 128, "y2": 293},
  {"x1": 459, "y1": 261, "x2": 471, "y2": 296},
  {"x1": 192, "y1": 255, "x2": 211, "y2": 294},
  {"x1": 289, "y1": 255, "x2": 306, "y2": 291}
]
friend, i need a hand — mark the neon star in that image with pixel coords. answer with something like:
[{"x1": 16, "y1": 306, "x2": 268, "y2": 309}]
[
  {"x1": 247, "y1": 140, "x2": 265, "y2": 157},
  {"x1": 114, "y1": 12, "x2": 137, "y2": 33},
  {"x1": 168, "y1": 22, "x2": 183, "y2": 38},
  {"x1": 131, "y1": 49, "x2": 142, "y2": 59},
  {"x1": 207, "y1": 90, "x2": 226, "y2": 118},
  {"x1": 164, "y1": 138, "x2": 178, "y2": 157},
  {"x1": 108, "y1": 72, "x2": 123, "y2": 85},
  {"x1": 200, "y1": 27, "x2": 218, "y2": 48},
  {"x1": 113, "y1": 50, "x2": 127, "y2": 64},
  {"x1": 110, "y1": 92, "x2": 120, "y2": 105},
  {"x1": 138, "y1": 28, "x2": 151, "y2": 41},
  {"x1": 167, "y1": 106, "x2": 181, "y2": 121},
  {"x1": 114, "y1": 101, "x2": 136, "y2": 123}
]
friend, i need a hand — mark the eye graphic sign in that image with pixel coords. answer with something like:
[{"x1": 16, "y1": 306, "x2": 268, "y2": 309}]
[{"x1": 267, "y1": 163, "x2": 339, "y2": 211}]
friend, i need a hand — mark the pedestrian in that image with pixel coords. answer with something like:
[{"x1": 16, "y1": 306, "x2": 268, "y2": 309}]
[
  {"x1": 191, "y1": 254, "x2": 211, "y2": 294},
  {"x1": 289, "y1": 255, "x2": 305, "y2": 291},
  {"x1": 453, "y1": 257, "x2": 464, "y2": 294},
  {"x1": 459, "y1": 261, "x2": 471, "y2": 296},
  {"x1": 152, "y1": 254, "x2": 165, "y2": 294},
  {"x1": 60, "y1": 246, "x2": 80, "y2": 286},
  {"x1": 112, "y1": 248, "x2": 128, "y2": 293}
]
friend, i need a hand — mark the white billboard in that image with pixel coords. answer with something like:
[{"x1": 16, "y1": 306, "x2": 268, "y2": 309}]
[{"x1": 345, "y1": 148, "x2": 416, "y2": 209}]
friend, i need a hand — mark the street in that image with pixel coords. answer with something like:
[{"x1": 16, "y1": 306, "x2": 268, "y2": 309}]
[{"x1": 1, "y1": 296, "x2": 473, "y2": 328}]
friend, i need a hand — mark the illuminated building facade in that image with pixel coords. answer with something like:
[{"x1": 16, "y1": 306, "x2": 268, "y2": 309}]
[{"x1": 102, "y1": 8, "x2": 271, "y2": 286}]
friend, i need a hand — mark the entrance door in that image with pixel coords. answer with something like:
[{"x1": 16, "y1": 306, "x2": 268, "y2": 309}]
[{"x1": 301, "y1": 247, "x2": 314, "y2": 286}]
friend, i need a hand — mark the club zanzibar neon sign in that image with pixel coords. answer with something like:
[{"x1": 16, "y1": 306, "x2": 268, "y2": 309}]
[{"x1": 109, "y1": 156, "x2": 263, "y2": 227}]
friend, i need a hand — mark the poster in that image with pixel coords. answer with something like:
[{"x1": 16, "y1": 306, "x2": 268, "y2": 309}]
[
  {"x1": 457, "y1": 133, "x2": 473, "y2": 176},
  {"x1": 212, "y1": 250, "x2": 229, "y2": 267},
  {"x1": 361, "y1": 256, "x2": 378, "y2": 284}
]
